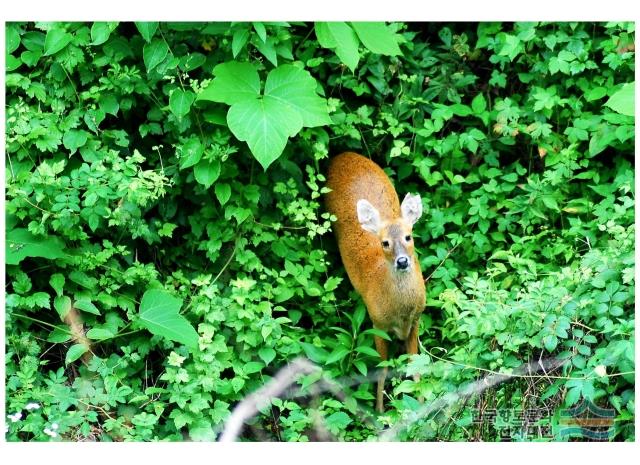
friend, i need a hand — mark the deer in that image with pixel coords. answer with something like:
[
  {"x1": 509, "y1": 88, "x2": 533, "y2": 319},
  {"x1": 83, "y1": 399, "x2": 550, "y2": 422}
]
[{"x1": 325, "y1": 151, "x2": 426, "y2": 412}]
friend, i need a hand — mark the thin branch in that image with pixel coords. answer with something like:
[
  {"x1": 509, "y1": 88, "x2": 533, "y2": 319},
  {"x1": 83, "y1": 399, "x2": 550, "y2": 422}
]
[{"x1": 219, "y1": 357, "x2": 320, "y2": 442}]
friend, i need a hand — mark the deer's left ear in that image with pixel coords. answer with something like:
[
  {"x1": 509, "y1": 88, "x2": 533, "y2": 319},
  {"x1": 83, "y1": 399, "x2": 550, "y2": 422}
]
[{"x1": 401, "y1": 193, "x2": 423, "y2": 225}]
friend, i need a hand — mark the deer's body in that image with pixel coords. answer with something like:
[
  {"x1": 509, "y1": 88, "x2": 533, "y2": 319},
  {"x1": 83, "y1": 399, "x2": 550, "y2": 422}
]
[{"x1": 325, "y1": 152, "x2": 426, "y2": 412}]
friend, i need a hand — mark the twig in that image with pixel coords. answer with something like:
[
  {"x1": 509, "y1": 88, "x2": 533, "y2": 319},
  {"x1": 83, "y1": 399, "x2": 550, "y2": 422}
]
[
  {"x1": 424, "y1": 241, "x2": 461, "y2": 283},
  {"x1": 219, "y1": 357, "x2": 320, "y2": 442}
]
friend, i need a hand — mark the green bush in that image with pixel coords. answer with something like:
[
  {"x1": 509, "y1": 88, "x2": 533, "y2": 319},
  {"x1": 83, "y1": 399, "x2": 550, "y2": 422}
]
[{"x1": 5, "y1": 21, "x2": 634, "y2": 441}]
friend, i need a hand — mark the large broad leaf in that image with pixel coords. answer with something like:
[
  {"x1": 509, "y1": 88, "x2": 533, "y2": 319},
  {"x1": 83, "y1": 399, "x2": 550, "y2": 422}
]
[
  {"x1": 143, "y1": 39, "x2": 168, "y2": 72},
  {"x1": 264, "y1": 65, "x2": 332, "y2": 127},
  {"x1": 227, "y1": 97, "x2": 302, "y2": 170},
  {"x1": 197, "y1": 61, "x2": 260, "y2": 105},
  {"x1": 43, "y1": 28, "x2": 73, "y2": 56},
  {"x1": 138, "y1": 289, "x2": 198, "y2": 349},
  {"x1": 350, "y1": 22, "x2": 402, "y2": 56},
  {"x1": 315, "y1": 22, "x2": 360, "y2": 72},
  {"x1": 6, "y1": 229, "x2": 67, "y2": 265},
  {"x1": 198, "y1": 61, "x2": 330, "y2": 170},
  {"x1": 604, "y1": 82, "x2": 634, "y2": 117}
]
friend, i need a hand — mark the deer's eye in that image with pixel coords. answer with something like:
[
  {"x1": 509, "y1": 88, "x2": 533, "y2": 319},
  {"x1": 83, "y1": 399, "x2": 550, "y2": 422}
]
[
  {"x1": 382, "y1": 240, "x2": 390, "y2": 248},
  {"x1": 405, "y1": 235, "x2": 411, "y2": 242}
]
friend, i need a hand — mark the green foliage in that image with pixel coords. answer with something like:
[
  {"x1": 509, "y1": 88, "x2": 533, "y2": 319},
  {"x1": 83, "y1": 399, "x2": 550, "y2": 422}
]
[{"x1": 5, "y1": 21, "x2": 634, "y2": 442}]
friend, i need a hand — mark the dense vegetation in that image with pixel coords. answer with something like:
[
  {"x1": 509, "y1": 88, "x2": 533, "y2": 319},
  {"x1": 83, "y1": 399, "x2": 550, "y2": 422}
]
[{"x1": 5, "y1": 21, "x2": 635, "y2": 441}]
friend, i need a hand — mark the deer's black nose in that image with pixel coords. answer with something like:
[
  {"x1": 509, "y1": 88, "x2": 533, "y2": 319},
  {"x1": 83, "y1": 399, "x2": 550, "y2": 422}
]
[{"x1": 396, "y1": 256, "x2": 409, "y2": 269}]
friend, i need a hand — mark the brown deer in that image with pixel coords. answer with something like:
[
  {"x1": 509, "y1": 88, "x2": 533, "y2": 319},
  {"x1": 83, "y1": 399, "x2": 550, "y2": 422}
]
[{"x1": 325, "y1": 152, "x2": 426, "y2": 412}]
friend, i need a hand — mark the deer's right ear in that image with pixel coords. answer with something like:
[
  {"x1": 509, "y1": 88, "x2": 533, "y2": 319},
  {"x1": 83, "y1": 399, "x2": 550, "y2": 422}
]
[{"x1": 357, "y1": 199, "x2": 381, "y2": 234}]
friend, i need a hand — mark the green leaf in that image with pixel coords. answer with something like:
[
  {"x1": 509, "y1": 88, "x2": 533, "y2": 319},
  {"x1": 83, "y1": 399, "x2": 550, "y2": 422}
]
[
  {"x1": 86, "y1": 328, "x2": 115, "y2": 340},
  {"x1": 315, "y1": 22, "x2": 360, "y2": 71},
  {"x1": 604, "y1": 82, "x2": 634, "y2": 117},
  {"x1": 138, "y1": 289, "x2": 199, "y2": 349},
  {"x1": 193, "y1": 159, "x2": 221, "y2": 188},
  {"x1": 6, "y1": 25, "x2": 21, "y2": 54},
  {"x1": 143, "y1": 39, "x2": 169, "y2": 73},
  {"x1": 169, "y1": 89, "x2": 195, "y2": 118},
  {"x1": 49, "y1": 273, "x2": 65, "y2": 297},
  {"x1": 585, "y1": 86, "x2": 607, "y2": 101},
  {"x1": 543, "y1": 334, "x2": 558, "y2": 352},
  {"x1": 75, "y1": 299, "x2": 101, "y2": 315},
  {"x1": 258, "y1": 347, "x2": 276, "y2": 366},
  {"x1": 471, "y1": 93, "x2": 487, "y2": 114},
  {"x1": 350, "y1": 22, "x2": 401, "y2": 56},
  {"x1": 214, "y1": 183, "x2": 231, "y2": 205},
  {"x1": 227, "y1": 96, "x2": 302, "y2": 170},
  {"x1": 197, "y1": 61, "x2": 260, "y2": 105},
  {"x1": 325, "y1": 411, "x2": 352, "y2": 433},
  {"x1": 65, "y1": 343, "x2": 89, "y2": 365},
  {"x1": 43, "y1": 28, "x2": 73, "y2": 56},
  {"x1": 232, "y1": 28, "x2": 250, "y2": 58},
  {"x1": 355, "y1": 346, "x2": 381, "y2": 358},
  {"x1": 90, "y1": 22, "x2": 118, "y2": 46},
  {"x1": 63, "y1": 129, "x2": 89, "y2": 155},
  {"x1": 6, "y1": 229, "x2": 67, "y2": 265},
  {"x1": 99, "y1": 94, "x2": 119, "y2": 116},
  {"x1": 178, "y1": 137, "x2": 204, "y2": 170},
  {"x1": 54, "y1": 295, "x2": 72, "y2": 320},
  {"x1": 264, "y1": 64, "x2": 331, "y2": 127},
  {"x1": 47, "y1": 326, "x2": 72, "y2": 343},
  {"x1": 300, "y1": 342, "x2": 328, "y2": 364},
  {"x1": 135, "y1": 22, "x2": 159, "y2": 43}
]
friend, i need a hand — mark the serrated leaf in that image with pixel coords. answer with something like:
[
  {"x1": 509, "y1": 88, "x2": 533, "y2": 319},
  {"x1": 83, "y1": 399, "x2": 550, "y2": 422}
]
[
  {"x1": 65, "y1": 343, "x2": 89, "y2": 365},
  {"x1": 43, "y1": 28, "x2": 73, "y2": 56},
  {"x1": 6, "y1": 229, "x2": 67, "y2": 265},
  {"x1": 350, "y1": 22, "x2": 401, "y2": 56},
  {"x1": 315, "y1": 22, "x2": 360, "y2": 72},
  {"x1": 135, "y1": 22, "x2": 159, "y2": 43},
  {"x1": 197, "y1": 61, "x2": 260, "y2": 105},
  {"x1": 227, "y1": 96, "x2": 302, "y2": 170},
  {"x1": 169, "y1": 89, "x2": 195, "y2": 118},
  {"x1": 193, "y1": 159, "x2": 221, "y2": 188},
  {"x1": 214, "y1": 183, "x2": 231, "y2": 205},
  {"x1": 75, "y1": 299, "x2": 100, "y2": 315},
  {"x1": 264, "y1": 64, "x2": 331, "y2": 127},
  {"x1": 143, "y1": 39, "x2": 169, "y2": 73},
  {"x1": 138, "y1": 289, "x2": 198, "y2": 348},
  {"x1": 86, "y1": 328, "x2": 115, "y2": 340},
  {"x1": 325, "y1": 411, "x2": 352, "y2": 432},
  {"x1": 604, "y1": 82, "x2": 634, "y2": 117},
  {"x1": 472, "y1": 93, "x2": 487, "y2": 114}
]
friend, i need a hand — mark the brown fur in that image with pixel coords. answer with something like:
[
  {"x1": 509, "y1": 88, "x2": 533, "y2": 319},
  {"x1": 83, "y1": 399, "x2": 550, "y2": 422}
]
[{"x1": 325, "y1": 152, "x2": 426, "y2": 412}]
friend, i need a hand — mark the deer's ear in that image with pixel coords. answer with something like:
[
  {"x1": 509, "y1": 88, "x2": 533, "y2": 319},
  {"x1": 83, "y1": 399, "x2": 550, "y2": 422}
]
[
  {"x1": 357, "y1": 199, "x2": 382, "y2": 234},
  {"x1": 401, "y1": 193, "x2": 423, "y2": 225}
]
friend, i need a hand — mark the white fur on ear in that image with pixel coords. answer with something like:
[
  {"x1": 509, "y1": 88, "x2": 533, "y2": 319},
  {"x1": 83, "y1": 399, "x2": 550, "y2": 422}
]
[
  {"x1": 401, "y1": 193, "x2": 423, "y2": 225},
  {"x1": 356, "y1": 199, "x2": 382, "y2": 234}
]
